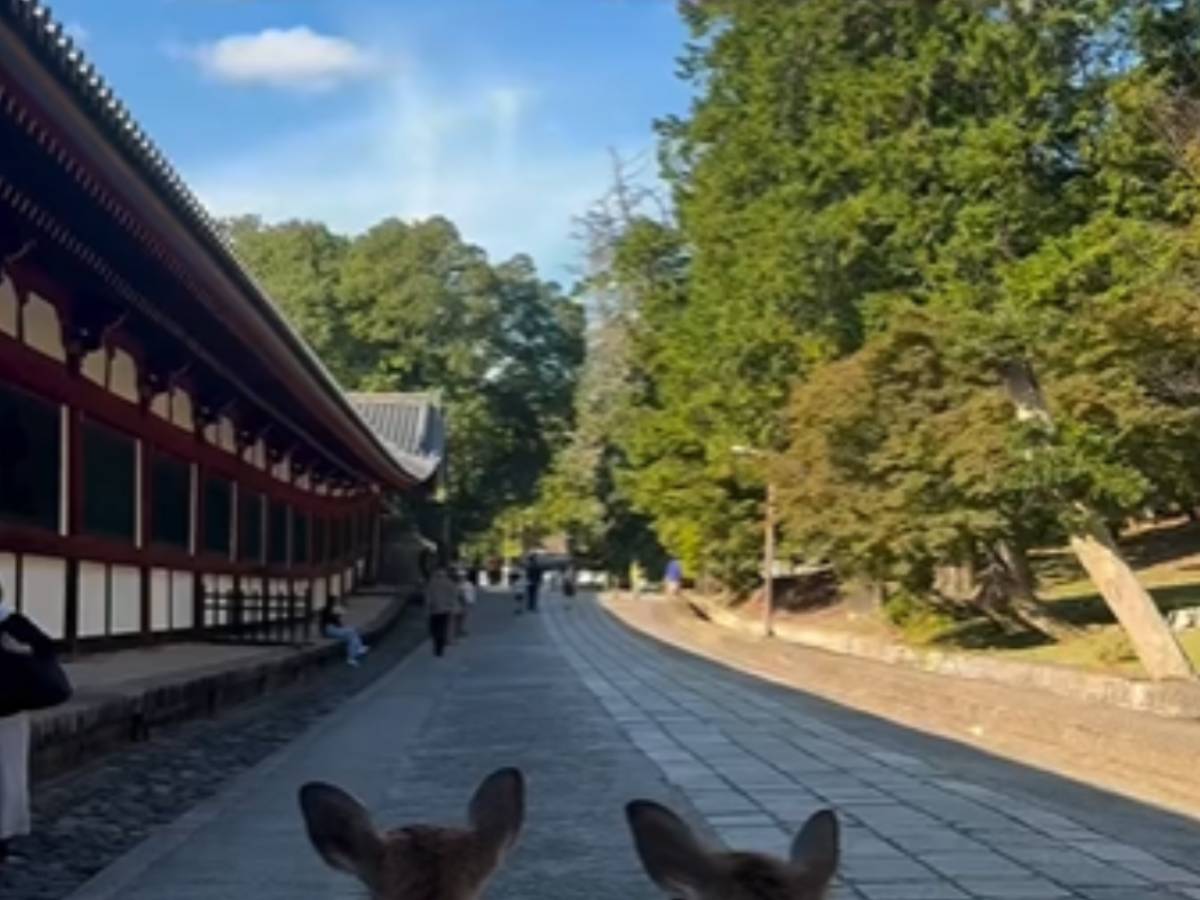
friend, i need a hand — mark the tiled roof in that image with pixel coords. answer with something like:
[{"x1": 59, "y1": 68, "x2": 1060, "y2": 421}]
[
  {"x1": 346, "y1": 394, "x2": 445, "y2": 484},
  {"x1": 2, "y1": 0, "x2": 227, "y2": 260},
  {"x1": 0, "y1": 0, "x2": 425, "y2": 490}
]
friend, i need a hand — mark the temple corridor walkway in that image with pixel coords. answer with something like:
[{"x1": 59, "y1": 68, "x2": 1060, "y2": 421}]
[{"x1": 66, "y1": 592, "x2": 1200, "y2": 900}]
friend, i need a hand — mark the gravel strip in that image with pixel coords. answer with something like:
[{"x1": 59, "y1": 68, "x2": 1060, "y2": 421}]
[{"x1": 0, "y1": 609, "x2": 428, "y2": 900}]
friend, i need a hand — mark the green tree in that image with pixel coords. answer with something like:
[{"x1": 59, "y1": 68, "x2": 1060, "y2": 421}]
[
  {"x1": 228, "y1": 214, "x2": 584, "y2": 549},
  {"x1": 223, "y1": 216, "x2": 353, "y2": 376}
]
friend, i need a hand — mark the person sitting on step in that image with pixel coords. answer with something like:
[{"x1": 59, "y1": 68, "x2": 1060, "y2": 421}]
[{"x1": 320, "y1": 600, "x2": 368, "y2": 667}]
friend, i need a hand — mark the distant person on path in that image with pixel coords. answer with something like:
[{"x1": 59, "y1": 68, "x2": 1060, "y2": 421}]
[
  {"x1": 562, "y1": 563, "x2": 577, "y2": 609},
  {"x1": 664, "y1": 558, "x2": 683, "y2": 599},
  {"x1": 454, "y1": 567, "x2": 476, "y2": 639},
  {"x1": 426, "y1": 563, "x2": 459, "y2": 657},
  {"x1": 320, "y1": 600, "x2": 368, "y2": 667},
  {"x1": 524, "y1": 553, "x2": 544, "y2": 613},
  {"x1": 0, "y1": 588, "x2": 72, "y2": 865},
  {"x1": 509, "y1": 566, "x2": 524, "y2": 615}
]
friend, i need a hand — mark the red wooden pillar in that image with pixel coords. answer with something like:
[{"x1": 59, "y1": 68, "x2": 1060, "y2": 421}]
[
  {"x1": 192, "y1": 459, "x2": 205, "y2": 636},
  {"x1": 139, "y1": 439, "x2": 153, "y2": 641},
  {"x1": 63, "y1": 395, "x2": 83, "y2": 652},
  {"x1": 61, "y1": 336, "x2": 85, "y2": 652}
]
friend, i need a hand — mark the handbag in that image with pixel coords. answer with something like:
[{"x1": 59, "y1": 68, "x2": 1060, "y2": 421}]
[{"x1": 0, "y1": 647, "x2": 72, "y2": 717}]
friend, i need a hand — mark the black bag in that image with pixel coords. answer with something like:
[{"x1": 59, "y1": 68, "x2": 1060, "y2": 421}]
[
  {"x1": 0, "y1": 649, "x2": 72, "y2": 717},
  {"x1": 0, "y1": 612, "x2": 72, "y2": 717}
]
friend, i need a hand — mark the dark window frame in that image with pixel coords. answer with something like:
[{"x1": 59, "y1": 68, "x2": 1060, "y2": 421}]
[
  {"x1": 239, "y1": 490, "x2": 264, "y2": 564},
  {"x1": 82, "y1": 417, "x2": 137, "y2": 542},
  {"x1": 150, "y1": 451, "x2": 190, "y2": 550},
  {"x1": 202, "y1": 474, "x2": 233, "y2": 557},
  {"x1": 0, "y1": 384, "x2": 61, "y2": 533},
  {"x1": 268, "y1": 499, "x2": 289, "y2": 566}
]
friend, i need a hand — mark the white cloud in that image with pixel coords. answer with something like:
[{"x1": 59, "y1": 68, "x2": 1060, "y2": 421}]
[
  {"x1": 186, "y1": 27, "x2": 378, "y2": 91},
  {"x1": 187, "y1": 71, "x2": 646, "y2": 280}
]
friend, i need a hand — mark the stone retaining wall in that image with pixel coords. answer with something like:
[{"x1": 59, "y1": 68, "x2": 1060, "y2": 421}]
[{"x1": 682, "y1": 595, "x2": 1200, "y2": 720}]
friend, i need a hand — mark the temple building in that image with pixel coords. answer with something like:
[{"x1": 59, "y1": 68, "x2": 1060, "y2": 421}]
[{"x1": 0, "y1": 1, "x2": 444, "y2": 649}]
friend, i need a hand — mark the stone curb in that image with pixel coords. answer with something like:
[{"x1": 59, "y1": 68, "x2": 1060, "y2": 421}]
[
  {"x1": 675, "y1": 594, "x2": 1200, "y2": 720},
  {"x1": 31, "y1": 593, "x2": 411, "y2": 780}
]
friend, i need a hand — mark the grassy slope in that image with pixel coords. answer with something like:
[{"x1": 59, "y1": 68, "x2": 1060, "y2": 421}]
[{"x1": 895, "y1": 520, "x2": 1200, "y2": 677}]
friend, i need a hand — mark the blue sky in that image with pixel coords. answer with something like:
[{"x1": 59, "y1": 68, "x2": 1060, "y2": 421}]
[{"x1": 48, "y1": 0, "x2": 691, "y2": 282}]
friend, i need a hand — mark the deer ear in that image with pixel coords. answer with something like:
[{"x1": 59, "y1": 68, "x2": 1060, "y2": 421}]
[
  {"x1": 626, "y1": 800, "x2": 718, "y2": 896},
  {"x1": 468, "y1": 767, "x2": 525, "y2": 854},
  {"x1": 299, "y1": 783, "x2": 385, "y2": 887},
  {"x1": 790, "y1": 809, "x2": 839, "y2": 885}
]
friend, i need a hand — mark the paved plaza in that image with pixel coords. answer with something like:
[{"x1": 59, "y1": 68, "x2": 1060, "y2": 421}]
[{"x1": 64, "y1": 592, "x2": 1200, "y2": 900}]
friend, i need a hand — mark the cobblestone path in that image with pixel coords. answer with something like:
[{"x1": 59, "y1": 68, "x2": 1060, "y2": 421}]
[
  {"x1": 27, "y1": 593, "x2": 1200, "y2": 900},
  {"x1": 0, "y1": 608, "x2": 427, "y2": 900}
]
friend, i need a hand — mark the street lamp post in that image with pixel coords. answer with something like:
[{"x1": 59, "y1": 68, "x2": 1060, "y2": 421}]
[
  {"x1": 732, "y1": 445, "x2": 776, "y2": 638},
  {"x1": 763, "y1": 479, "x2": 776, "y2": 638}
]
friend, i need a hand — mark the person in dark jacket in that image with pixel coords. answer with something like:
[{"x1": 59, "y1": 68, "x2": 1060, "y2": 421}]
[
  {"x1": 524, "y1": 553, "x2": 544, "y2": 613},
  {"x1": 0, "y1": 588, "x2": 70, "y2": 864}
]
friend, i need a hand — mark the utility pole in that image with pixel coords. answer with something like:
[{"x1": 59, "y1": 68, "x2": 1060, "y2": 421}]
[
  {"x1": 732, "y1": 445, "x2": 777, "y2": 638},
  {"x1": 763, "y1": 479, "x2": 776, "y2": 638}
]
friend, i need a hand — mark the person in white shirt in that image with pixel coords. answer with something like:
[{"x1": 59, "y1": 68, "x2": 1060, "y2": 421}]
[
  {"x1": 0, "y1": 588, "x2": 70, "y2": 864},
  {"x1": 455, "y1": 568, "x2": 477, "y2": 639}
]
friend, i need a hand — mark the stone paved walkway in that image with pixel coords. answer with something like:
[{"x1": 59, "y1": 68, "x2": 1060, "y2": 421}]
[{"x1": 59, "y1": 592, "x2": 1200, "y2": 900}]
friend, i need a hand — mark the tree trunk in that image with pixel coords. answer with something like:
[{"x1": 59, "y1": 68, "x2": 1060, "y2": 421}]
[
  {"x1": 1000, "y1": 359, "x2": 1195, "y2": 680},
  {"x1": 1068, "y1": 508, "x2": 1195, "y2": 680},
  {"x1": 990, "y1": 540, "x2": 1079, "y2": 641}
]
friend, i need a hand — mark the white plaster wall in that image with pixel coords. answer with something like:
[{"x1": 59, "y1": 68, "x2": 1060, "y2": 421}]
[
  {"x1": 81, "y1": 349, "x2": 106, "y2": 386},
  {"x1": 171, "y1": 388, "x2": 194, "y2": 432},
  {"x1": 21, "y1": 555, "x2": 65, "y2": 639},
  {"x1": 109, "y1": 349, "x2": 139, "y2": 404},
  {"x1": 313, "y1": 578, "x2": 327, "y2": 610},
  {"x1": 150, "y1": 392, "x2": 170, "y2": 420},
  {"x1": 78, "y1": 560, "x2": 107, "y2": 638},
  {"x1": 22, "y1": 293, "x2": 65, "y2": 361},
  {"x1": 172, "y1": 570, "x2": 193, "y2": 630},
  {"x1": 0, "y1": 275, "x2": 17, "y2": 336},
  {"x1": 151, "y1": 567, "x2": 170, "y2": 632},
  {"x1": 218, "y1": 417, "x2": 236, "y2": 453},
  {"x1": 111, "y1": 565, "x2": 141, "y2": 635}
]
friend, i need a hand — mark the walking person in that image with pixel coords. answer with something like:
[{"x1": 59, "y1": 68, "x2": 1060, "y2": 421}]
[
  {"x1": 426, "y1": 563, "x2": 458, "y2": 657},
  {"x1": 320, "y1": 599, "x2": 368, "y2": 667},
  {"x1": 562, "y1": 562, "x2": 577, "y2": 610},
  {"x1": 524, "y1": 552, "x2": 544, "y2": 613},
  {"x1": 455, "y1": 568, "x2": 477, "y2": 639},
  {"x1": 664, "y1": 557, "x2": 683, "y2": 599},
  {"x1": 509, "y1": 566, "x2": 524, "y2": 615},
  {"x1": 0, "y1": 587, "x2": 72, "y2": 865}
]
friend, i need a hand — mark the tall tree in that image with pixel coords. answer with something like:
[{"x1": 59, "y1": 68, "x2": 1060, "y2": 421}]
[{"x1": 227, "y1": 214, "x2": 584, "y2": 549}]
